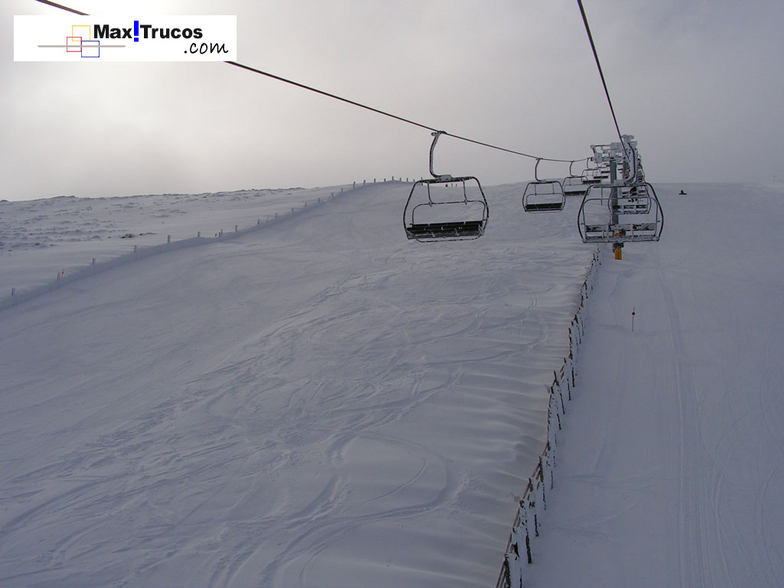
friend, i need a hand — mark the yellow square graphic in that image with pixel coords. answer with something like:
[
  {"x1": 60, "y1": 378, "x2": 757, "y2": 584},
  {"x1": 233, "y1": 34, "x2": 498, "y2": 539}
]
[{"x1": 71, "y1": 24, "x2": 91, "y2": 41}]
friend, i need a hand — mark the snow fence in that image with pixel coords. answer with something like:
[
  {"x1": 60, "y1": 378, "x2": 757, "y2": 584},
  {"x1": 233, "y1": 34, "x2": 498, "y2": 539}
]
[
  {"x1": 0, "y1": 185, "x2": 364, "y2": 311},
  {"x1": 0, "y1": 180, "x2": 429, "y2": 312},
  {"x1": 495, "y1": 249, "x2": 600, "y2": 588}
]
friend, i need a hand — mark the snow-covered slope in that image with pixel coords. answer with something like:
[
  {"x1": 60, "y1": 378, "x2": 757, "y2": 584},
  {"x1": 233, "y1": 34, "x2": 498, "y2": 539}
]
[
  {"x1": 0, "y1": 186, "x2": 350, "y2": 299},
  {"x1": 0, "y1": 181, "x2": 594, "y2": 587},
  {"x1": 525, "y1": 183, "x2": 784, "y2": 587}
]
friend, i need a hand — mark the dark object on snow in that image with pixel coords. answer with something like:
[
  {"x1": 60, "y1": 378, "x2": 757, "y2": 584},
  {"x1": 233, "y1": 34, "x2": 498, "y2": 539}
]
[{"x1": 679, "y1": 190, "x2": 687, "y2": 195}]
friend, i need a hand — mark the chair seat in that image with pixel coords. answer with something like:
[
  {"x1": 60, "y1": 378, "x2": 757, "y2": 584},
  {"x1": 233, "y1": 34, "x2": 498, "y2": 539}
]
[
  {"x1": 583, "y1": 222, "x2": 660, "y2": 242},
  {"x1": 524, "y1": 202, "x2": 565, "y2": 212},
  {"x1": 406, "y1": 220, "x2": 485, "y2": 240}
]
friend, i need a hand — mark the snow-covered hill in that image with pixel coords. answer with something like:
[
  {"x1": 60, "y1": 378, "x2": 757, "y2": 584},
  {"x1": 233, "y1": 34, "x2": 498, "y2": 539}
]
[
  {"x1": 0, "y1": 185, "x2": 350, "y2": 299},
  {"x1": 524, "y1": 182, "x2": 784, "y2": 587},
  {"x1": 4, "y1": 181, "x2": 782, "y2": 587},
  {"x1": 0, "y1": 181, "x2": 594, "y2": 587}
]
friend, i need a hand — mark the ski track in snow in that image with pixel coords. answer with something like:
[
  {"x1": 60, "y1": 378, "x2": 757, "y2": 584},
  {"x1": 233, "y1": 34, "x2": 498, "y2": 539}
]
[
  {"x1": 526, "y1": 182, "x2": 784, "y2": 588},
  {"x1": 0, "y1": 182, "x2": 594, "y2": 587}
]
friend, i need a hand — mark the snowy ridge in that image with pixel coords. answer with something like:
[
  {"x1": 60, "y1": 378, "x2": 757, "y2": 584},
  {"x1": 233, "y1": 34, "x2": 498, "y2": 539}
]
[
  {"x1": 496, "y1": 249, "x2": 600, "y2": 588},
  {"x1": 0, "y1": 185, "x2": 355, "y2": 311}
]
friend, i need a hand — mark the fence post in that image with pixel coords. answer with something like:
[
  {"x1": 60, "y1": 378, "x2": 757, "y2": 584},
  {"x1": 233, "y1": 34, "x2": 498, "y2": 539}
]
[{"x1": 167, "y1": 235, "x2": 171, "y2": 244}]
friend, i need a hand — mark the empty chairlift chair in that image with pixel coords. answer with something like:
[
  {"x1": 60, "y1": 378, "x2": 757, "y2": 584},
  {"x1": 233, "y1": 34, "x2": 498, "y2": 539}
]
[
  {"x1": 581, "y1": 159, "x2": 611, "y2": 185},
  {"x1": 562, "y1": 160, "x2": 589, "y2": 197},
  {"x1": 522, "y1": 159, "x2": 566, "y2": 213},
  {"x1": 610, "y1": 183, "x2": 653, "y2": 215},
  {"x1": 563, "y1": 176, "x2": 588, "y2": 197},
  {"x1": 577, "y1": 181, "x2": 663, "y2": 243},
  {"x1": 403, "y1": 131, "x2": 489, "y2": 242}
]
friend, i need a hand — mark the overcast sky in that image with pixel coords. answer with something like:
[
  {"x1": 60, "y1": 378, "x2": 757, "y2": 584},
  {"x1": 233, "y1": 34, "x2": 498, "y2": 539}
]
[{"x1": 2, "y1": 0, "x2": 783, "y2": 201}]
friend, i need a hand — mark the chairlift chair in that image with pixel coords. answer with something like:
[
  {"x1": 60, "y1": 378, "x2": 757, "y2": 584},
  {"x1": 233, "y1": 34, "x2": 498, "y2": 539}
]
[
  {"x1": 563, "y1": 176, "x2": 588, "y2": 196},
  {"x1": 522, "y1": 159, "x2": 566, "y2": 213},
  {"x1": 577, "y1": 181, "x2": 663, "y2": 243},
  {"x1": 563, "y1": 161, "x2": 588, "y2": 197},
  {"x1": 403, "y1": 131, "x2": 489, "y2": 242},
  {"x1": 610, "y1": 183, "x2": 653, "y2": 215},
  {"x1": 581, "y1": 164, "x2": 607, "y2": 185},
  {"x1": 582, "y1": 170, "x2": 601, "y2": 184}
]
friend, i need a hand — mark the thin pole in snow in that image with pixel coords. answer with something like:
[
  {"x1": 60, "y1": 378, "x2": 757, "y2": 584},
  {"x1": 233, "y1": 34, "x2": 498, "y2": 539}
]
[{"x1": 632, "y1": 307, "x2": 636, "y2": 332}]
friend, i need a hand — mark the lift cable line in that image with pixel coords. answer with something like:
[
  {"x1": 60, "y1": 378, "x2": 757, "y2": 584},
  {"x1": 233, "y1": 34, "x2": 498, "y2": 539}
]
[
  {"x1": 224, "y1": 61, "x2": 584, "y2": 165},
  {"x1": 33, "y1": 0, "x2": 85, "y2": 16},
  {"x1": 32, "y1": 0, "x2": 588, "y2": 168},
  {"x1": 576, "y1": 0, "x2": 624, "y2": 148}
]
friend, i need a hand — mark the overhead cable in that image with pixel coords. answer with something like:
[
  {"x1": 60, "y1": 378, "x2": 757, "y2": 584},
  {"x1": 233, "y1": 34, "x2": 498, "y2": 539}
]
[
  {"x1": 576, "y1": 0, "x2": 625, "y2": 146},
  {"x1": 224, "y1": 61, "x2": 580, "y2": 164},
  {"x1": 33, "y1": 0, "x2": 85, "y2": 16},
  {"x1": 32, "y1": 0, "x2": 587, "y2": 166}
]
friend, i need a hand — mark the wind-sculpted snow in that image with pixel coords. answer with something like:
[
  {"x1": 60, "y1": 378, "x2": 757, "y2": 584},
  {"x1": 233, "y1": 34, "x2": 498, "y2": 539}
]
[
  {"x1": 0, "y1": 182, "x2": 594, "y2": 587},
  {"x1": 525, "y1": 183, "x2": 784, "y2": 587},
  {"x1": 0, "y1": 186, "x2": 338, "y2": 299}
]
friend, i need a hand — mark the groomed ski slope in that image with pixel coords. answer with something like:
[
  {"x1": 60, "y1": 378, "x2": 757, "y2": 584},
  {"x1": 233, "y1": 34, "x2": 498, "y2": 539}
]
[
  {"x1": 0, "y1": 181, "x2": 595, "y2": 587},
  {"x1": 527, "y1": 183, "x2": 784, "y2": 587}
]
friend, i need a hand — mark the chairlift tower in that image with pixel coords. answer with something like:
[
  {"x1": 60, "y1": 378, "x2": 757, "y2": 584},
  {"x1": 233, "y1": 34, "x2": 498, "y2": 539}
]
[{"x1": 609, "y1": 156, "x2": 623, "y2": 260}]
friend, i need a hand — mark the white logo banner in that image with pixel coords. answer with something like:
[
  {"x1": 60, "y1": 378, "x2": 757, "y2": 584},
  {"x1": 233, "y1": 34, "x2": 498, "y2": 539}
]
[{"x1": 14, "y1": 15, "x2": 237, "y2": 62}]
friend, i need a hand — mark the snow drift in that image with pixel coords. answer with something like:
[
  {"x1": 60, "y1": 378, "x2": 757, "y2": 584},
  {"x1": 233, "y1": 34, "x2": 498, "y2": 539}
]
[{"x1": 0, "y1": 181, "x2": 594, "y2": 587}]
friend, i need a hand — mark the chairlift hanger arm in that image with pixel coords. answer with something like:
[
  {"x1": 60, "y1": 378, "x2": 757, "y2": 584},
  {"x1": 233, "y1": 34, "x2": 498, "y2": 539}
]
[{"x1": 429, "y1": 131, "x2": 453, "y2": 180}]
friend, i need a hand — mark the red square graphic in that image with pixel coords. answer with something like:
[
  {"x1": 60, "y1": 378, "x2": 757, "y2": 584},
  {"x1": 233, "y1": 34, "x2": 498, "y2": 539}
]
[{"x1": 66, "y1": 36, "x2": 82, "y2": 53}]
